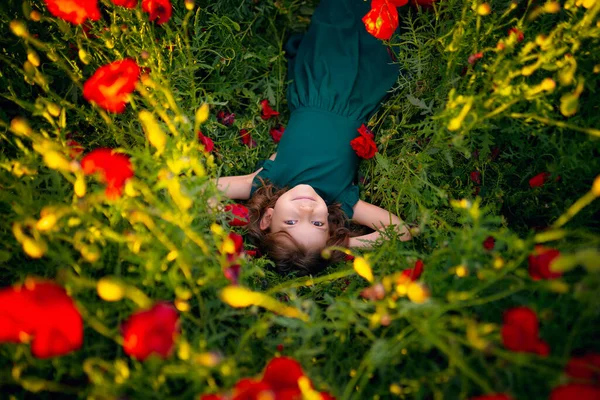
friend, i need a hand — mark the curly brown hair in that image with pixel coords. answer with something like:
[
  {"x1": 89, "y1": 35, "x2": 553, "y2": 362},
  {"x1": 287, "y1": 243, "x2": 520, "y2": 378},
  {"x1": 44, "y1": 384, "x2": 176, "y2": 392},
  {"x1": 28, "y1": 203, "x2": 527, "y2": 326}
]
[{"x1": 245, "y1": 177, "x2": 351, "y2": 276}]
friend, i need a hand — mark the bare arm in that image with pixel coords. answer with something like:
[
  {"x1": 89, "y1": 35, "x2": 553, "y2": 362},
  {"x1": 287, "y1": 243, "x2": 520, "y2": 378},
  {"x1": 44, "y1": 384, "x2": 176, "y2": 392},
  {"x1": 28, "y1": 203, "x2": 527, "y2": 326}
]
[
  {"x1": 213, "y1": 152, "x2": 277, "y2": 200},
  {"x1": 348, "y1": 200, "x2": 413, "y2": 249}
]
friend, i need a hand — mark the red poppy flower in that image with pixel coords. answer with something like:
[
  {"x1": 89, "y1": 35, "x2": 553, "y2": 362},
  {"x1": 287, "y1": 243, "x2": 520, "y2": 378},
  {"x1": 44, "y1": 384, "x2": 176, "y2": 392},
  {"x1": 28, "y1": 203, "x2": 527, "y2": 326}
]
[
  {"x1": 245, "y1": 249, "x2": 259, "y2": 258},
  {"x1": 217, "y1": 111, "x2": 235, "y2": 127},
  {"x1": 44, "y1": 0, "x2": 101, "y2": 25},
  {"x1": 122, "y1": 302, "x2": 179, "y2": 360},
  {"x1": 470, "y1": 395, "x2": 514, "y2": 400},
  {"x1": 528, "y1": 245, "x2": 562, "y2": 280},
  {"x1": 0, "y1": 278, "x2": 83, "y2": 358},
  {"x1": 483, "y1": 236, "x2": 495, "y2": 250},
  {"x1": 362, "y1": 0, "x2": 402, "y2": 40},
  {"x1": 205, "y1": 356, "x2": 333, "y2": 400},
  {"x1": 260, "y1": 99, "x2": 280, "y2": 120},
  {"x1": 262, "y1": 357, "x2": 307, "y2": 392},
  {"x1": 529, "y1": 172, "x2": 551, "y2": 188},
  {"x1": 270, "y1": 125, "x2": 285, "y2": 143},
  {"x1": 83, "y1": 59, "x2": 140, "y2": 113},
  {"x1": 470, "y1": 171, "x2": 482, "y2": 185},
  {"x1": 566, "y1": 353, "x2": 600, "y2": 382},
  {"x1": 141, "y1": 0, "x2": 172, "y2": 24},
  {"x1": 197, "y1": 131, "x2": 215, "y2": 154},
  {"x1": 81, "y1": 148, "x2": 134, "y2": 199},
  {"x1": 239, "y1": 129, "x2": 257, "y2": 148},
  {"x1": 508, "y1": 27, "x2": 525, "y2": 42},
  {"x1": 468, "y1": 52, "x2": 484, "y2": 65},
  {"x1": 550, "y1": 383, "x2": 600, "y2": 400},
  {"x1": 66, "y1": 139, "x2": 84, "y2": 159},
  {"x1": 351, "y1": 124, "x2": 378, "y2": 159},
  {"x1": 401, "y1": 259, "x2": 424, "y2": 281},
  {"x1": 111, "y1": 0, "x2": 137, "y2": 7},
  {"x1": 501, "y1": 306, "x2": 549, "y2": 356},
  {"x1": 224, "y1": 204, "x2": 249, "y2": 227}
]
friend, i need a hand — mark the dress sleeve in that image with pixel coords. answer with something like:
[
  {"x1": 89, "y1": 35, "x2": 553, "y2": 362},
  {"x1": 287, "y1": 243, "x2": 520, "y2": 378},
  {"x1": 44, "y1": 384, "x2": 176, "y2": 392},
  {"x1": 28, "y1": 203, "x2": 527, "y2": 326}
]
[
  {"x1": 335, "y1": 184, "x2": 359, "y2": 219},
  {"x1": 250, "y1": 160, "x2": 275, "y2": 196}
]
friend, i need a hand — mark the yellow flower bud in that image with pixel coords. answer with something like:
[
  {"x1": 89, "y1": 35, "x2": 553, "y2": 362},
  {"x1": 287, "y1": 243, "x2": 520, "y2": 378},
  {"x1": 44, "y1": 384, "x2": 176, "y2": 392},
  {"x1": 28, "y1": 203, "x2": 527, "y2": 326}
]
[
  {"x1": 74, "y1": 175, "x2": 86, "y2": 197},
  {"x1": 353, "y1": 256, "x2": 374, "y2": 283},
  {"x1": 544, "y1": 1, "x2": 560, "y2": 13},
  {"x1": 210, "y1": 223, "x2": 224, "y2": 236},
  {"x1": 36, "y1": 214, "x2": 57, "y2": 232},
  {"x1": 10, "y1": 21, "x2": 28, "y2": 38},
  {"x1": 195, "y1": 103, "x2": 210, "y2": 131},
  {"x1": 174, "y1": 299, "x2": 190, "y2": 312},
  {"x1": 97, "y1": 277, "x2": 125, "y2": 302},
  {"x1": 195, "y1": 352, "x2": 221, "y2": 367},
  {"x1": 185, "y1": 0, "x2": 195, "y2": 10},
  {"x1": 139, "y1": 110, "x2": 167, "y2": 153},
  {"x1": 29, "y1": 11, "x2": 41, "y2": 22},
  {"x1": 81, "y1": 245, "x2": 100, "y2": 263},
  {"x1": 27, "y1": 50, "x2": 40, "y2": 67},
  {"x1": 178, "y1": 341, "x2": 191, "y2": 360},
  {"x1": 455, "y1": 265, "x2": 468, "y2": 277},
  {"x1": 407, "y1": 282, "x2": 430, "y2": 304},
  {"x1": 477, "y1": 3, "x2": 491, "y2": 15},
  {"x1": 44, "y1": 151, "x2": 71, "y2": 171},
  {"x1": 78, "y1": 49, "x2": 91, "y2": 65},
  {"x1": 46, "y1": 102, "x2": 61, "y2": 117},
  {"x1": 592, "y1": 175, "x2": 600, "y2": 197},
  {"x1": 22, "y1": 237, "x2": 46, "y2": 258},
  {"x1": 493, "y1": 257, "x2": 505, "y2": 269},
  {"x1": 11, "y1": 117, "x2": 33, "y2": 137},
  {"x1": 541, "y1": 78, "x2": 556, "y2": 92}
]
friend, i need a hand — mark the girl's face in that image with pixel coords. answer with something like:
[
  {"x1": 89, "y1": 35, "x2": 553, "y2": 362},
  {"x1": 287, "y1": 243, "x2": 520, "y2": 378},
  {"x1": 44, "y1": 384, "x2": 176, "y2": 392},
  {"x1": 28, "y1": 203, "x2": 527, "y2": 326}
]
[{"x1": 259, "y1": 184, "x2": 330, "y2": 251}]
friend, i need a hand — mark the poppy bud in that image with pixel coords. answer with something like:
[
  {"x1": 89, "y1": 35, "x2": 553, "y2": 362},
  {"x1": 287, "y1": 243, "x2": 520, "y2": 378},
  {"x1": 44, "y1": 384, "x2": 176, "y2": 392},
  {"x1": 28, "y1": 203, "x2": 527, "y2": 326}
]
[{"x1": 353, "y1": 256, "x2": 374, "y2": 283}]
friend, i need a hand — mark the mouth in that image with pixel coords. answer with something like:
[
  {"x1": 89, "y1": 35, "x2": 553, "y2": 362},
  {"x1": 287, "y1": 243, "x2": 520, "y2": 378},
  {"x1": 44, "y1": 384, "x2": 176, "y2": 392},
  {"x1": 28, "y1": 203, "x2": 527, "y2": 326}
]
[{"x1": 293, "y1": 196, "x2": 316, "y2": 201}]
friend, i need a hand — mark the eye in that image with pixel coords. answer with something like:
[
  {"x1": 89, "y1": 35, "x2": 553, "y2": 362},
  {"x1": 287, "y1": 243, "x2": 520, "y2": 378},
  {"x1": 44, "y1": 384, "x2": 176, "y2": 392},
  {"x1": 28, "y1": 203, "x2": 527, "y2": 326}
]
[
  {"x1": 313, "y1": 221, "x2": 325, "y2": 227},
  {"x1": 284, "y1": 220, "x2": 296, "y2": 225}
]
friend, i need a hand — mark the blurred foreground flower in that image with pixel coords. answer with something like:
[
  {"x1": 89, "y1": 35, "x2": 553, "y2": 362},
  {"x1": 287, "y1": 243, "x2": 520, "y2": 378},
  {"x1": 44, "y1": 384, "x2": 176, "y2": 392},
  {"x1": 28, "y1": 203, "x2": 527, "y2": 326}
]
[
  {"x1": 501, "y1": 307, "x2": 549, "y2": 356},
  {"x1": 0, "y1": 278, "x2": 83, "y2": 358},
  {"x1": 201, "y1": 356, "x2": 335, "y2": 400},
  {"x1": 81, "y1": 148, "x2": 134, "y2": 199},
  {"x1": 122, "y1": 302, "x2": 179, "y2": 360},
  {"x1": 83, "y1": 59, "x2": 140, "y2": 113},
  {"x1": 44, "y1": 0, "x2": 100, "y2": 25},
  {"x1": 142, "y1": 0, "x2": 173, "y2": 25},
  {"x1": 260, "y1": 99, "x2": 280, "y2": 120},
  {"x1": 528, "y1": 245, "x2": 562, "y2": 280}
]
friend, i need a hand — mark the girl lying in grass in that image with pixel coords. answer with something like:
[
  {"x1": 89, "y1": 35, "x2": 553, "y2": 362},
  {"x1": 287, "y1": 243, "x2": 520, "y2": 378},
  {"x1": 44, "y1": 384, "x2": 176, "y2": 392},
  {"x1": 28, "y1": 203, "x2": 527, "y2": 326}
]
[{"x1": 214, "y1": 0, "x2": 414, "y2": 275}]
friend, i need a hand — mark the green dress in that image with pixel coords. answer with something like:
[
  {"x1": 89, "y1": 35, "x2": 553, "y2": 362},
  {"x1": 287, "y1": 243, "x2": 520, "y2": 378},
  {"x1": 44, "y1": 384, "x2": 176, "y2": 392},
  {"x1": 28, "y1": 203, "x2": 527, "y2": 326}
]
[{"x1": 251, "y1": 0, "x2": 401, "y2": 219}]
